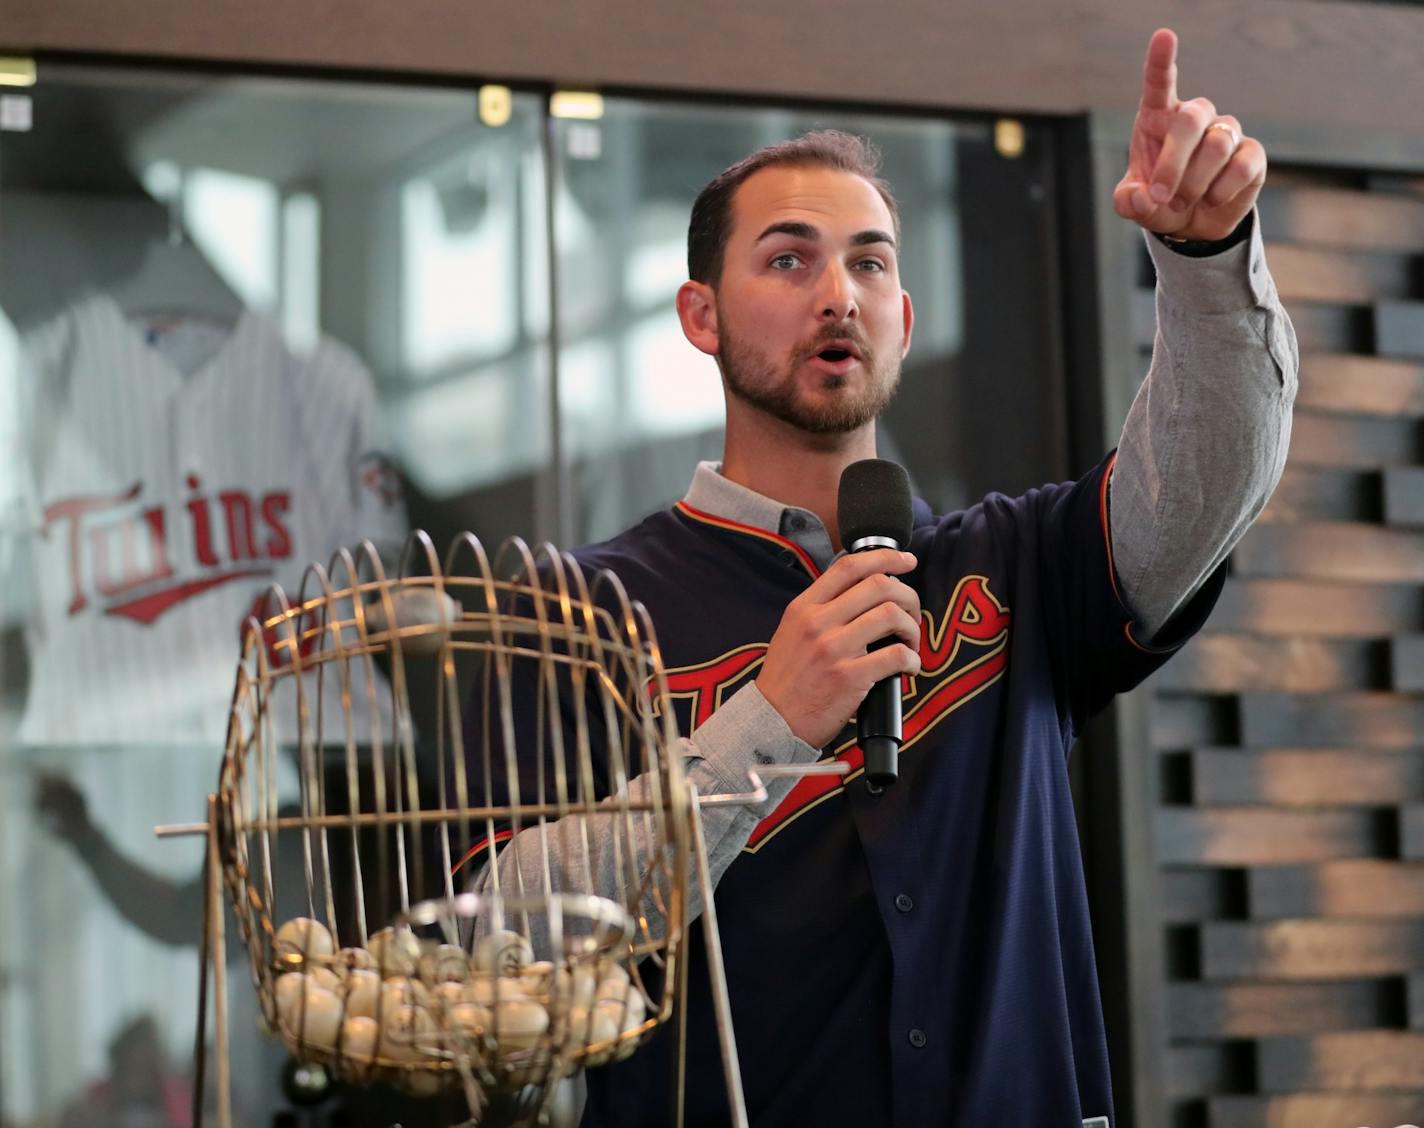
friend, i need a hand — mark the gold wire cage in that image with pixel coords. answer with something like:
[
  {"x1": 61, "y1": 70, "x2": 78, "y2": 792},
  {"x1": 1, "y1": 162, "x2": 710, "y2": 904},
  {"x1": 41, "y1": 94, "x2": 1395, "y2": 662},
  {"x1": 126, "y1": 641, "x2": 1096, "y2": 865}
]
[{"x1": 205, "y1": 530, "x2": 735, "y2": 1125}]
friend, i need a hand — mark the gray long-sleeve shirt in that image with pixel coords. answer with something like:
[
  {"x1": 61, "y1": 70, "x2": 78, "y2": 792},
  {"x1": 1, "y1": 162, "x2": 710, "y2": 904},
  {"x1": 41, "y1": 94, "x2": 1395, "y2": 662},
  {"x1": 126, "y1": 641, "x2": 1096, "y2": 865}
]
[{"x1": 479, "y1": 215, "x2": 1298, "y2": 939}]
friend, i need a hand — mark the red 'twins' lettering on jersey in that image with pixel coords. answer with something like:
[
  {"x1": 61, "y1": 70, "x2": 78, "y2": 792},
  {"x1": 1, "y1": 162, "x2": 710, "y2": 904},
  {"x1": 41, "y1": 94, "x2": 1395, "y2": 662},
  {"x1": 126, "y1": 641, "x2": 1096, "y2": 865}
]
[
  {"x1": 41, "y1": 476, "x2": 296, "y2": 626},
  {"x1": 659, "y1": 574, "x2": 1011, "y2": 852}
]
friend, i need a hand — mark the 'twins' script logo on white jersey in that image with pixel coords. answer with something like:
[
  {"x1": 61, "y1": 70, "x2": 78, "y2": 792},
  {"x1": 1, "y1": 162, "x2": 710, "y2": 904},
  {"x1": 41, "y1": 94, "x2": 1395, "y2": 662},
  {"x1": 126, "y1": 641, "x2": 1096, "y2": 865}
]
[{"x1": 42, "y1": 475, "x2": 296, "y2": 625}]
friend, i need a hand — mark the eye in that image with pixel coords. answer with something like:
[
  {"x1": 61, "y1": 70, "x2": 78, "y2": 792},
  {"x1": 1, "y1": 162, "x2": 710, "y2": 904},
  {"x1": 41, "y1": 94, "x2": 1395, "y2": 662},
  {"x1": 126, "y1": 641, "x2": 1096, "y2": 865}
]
[
  {"x1": 769, "y1": 252, "x2": 803, "y2": 270},
  {"x1": 853, "y1": 258, "x2": 887, "y2": 273}
]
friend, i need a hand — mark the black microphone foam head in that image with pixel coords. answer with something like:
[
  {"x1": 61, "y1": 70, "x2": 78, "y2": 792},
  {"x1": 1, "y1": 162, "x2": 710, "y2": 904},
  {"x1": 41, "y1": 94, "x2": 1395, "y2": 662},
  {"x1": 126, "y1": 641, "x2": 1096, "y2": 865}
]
[{"x1": 838, "y1": 459, "x2": 913, "y2": 550}]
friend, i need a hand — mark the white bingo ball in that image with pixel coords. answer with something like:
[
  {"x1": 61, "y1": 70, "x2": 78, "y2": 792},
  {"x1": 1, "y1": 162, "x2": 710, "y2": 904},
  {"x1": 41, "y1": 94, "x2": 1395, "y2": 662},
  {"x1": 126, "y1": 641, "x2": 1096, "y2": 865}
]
[
  {"x1": 447, "y1": 1001, "x2": 491, "y2": 1038},
  {"x1": 596, "y1": 988, "x2": 646, "y2": 1031},
  {"x1": 431, "y1": 981, "x2": 469, "y2": 1012},
  {"x1": 367, "y1": 927, "x2": 422, "y2": 977},
  {"x1": 275, "y1": 917, "x2": 335, "y2": 966},
  {"x1": 339, "y1": 1015, "x2": 380, "y2": 1064},
  {"x1": 594, "y1": 959, "x2": 630, "y2": 990},
  {"x1": 491, "y1": 997, "x2": 549, "y2": 1052},
  {"x1": 565, "y1": 1004, "x2": 619, "y2": 1065},
  {"x1": 380, "y1": 1004, "x2": 439, "y2": 1064},
  {"x1": 306, "y1": 966, "x2": 342, "y2": 994},
  {"x1": 465, "y1": 975, "x2": 521, "y2": 1006},
  {"x1": 342, "y1": 969, "x2": 382, "y2": 1019},
  {"x1": 419, "y1": 943, "x2": 470, "y2": 987},
  {"x1": 275, "y1": 974, "x2": 343, "y2": 1049},
  {"x1": 330, "y1": 946, "x2": 378, "y2": 978},
  {"x1": 380, "y1": 976, "x2": 431, "y2": 1013},
  {"x1": 474, "y1": 930, "x2": 533, "y2": 976},
  {"x1": 364, "y1": 588, "x2": 460, "y2": 656}
]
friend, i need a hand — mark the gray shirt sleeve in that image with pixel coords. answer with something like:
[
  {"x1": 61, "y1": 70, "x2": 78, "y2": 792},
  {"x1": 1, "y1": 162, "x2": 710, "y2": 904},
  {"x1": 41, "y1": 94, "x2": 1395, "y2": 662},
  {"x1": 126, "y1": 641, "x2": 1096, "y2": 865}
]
[
  {"x1": 474, "y1": 681, "x2": 821, "y2": 947},
  {"x1": 1109, "y1": 212, "x2": 1299, "y2": 639}
]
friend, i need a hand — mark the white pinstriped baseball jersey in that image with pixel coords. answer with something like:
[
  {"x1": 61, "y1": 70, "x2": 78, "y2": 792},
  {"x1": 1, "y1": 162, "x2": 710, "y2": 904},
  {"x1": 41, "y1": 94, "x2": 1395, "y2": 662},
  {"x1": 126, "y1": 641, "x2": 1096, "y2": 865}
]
[{"x1": 10, "y1": 293, "x2": 406, "y2": 745}]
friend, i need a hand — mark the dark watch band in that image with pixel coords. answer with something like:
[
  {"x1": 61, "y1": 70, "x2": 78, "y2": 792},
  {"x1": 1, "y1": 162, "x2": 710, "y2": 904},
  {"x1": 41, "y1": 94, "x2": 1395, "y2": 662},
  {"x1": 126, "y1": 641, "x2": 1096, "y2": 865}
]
[{"x1": 1153, "y1": 212, "x2": 1254, "y2": 258}]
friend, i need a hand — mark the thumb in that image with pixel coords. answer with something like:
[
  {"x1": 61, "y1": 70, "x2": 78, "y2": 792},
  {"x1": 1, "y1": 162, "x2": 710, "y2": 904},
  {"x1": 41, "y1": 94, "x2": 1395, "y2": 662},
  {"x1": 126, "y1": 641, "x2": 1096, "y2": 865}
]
[{"x1": 1113, "y1": 178, "x2": 1153, "y2": 222}]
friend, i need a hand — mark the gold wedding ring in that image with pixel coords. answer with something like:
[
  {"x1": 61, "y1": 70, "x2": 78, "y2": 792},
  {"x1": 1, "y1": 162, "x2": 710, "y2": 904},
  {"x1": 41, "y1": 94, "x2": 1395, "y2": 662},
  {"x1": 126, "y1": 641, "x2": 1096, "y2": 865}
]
[{"x1": 1207, "y1": 121, "x2": 1240, "y2": 149}]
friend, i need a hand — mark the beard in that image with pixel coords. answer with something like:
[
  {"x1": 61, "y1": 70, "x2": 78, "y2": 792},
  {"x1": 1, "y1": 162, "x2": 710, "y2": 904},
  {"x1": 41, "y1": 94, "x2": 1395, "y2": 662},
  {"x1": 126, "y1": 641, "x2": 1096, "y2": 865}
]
[{"x1": 719, "y1": 318, "x2": 902, "y2": 435}]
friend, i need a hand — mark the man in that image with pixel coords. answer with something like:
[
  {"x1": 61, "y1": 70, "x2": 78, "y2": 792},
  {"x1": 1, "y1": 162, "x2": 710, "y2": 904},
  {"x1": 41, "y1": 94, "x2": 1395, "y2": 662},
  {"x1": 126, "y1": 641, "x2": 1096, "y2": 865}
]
[{"x1": 463, "y1": 28, "x2": 1295, "y2": 1126}]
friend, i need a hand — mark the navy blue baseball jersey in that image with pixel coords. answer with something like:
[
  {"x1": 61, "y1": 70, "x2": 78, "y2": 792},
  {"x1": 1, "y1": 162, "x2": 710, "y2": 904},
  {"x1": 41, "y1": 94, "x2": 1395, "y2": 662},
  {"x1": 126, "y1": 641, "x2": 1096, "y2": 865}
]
[{"x1": 462, "y1": 452, "x2": 1222, "y2": 1127}]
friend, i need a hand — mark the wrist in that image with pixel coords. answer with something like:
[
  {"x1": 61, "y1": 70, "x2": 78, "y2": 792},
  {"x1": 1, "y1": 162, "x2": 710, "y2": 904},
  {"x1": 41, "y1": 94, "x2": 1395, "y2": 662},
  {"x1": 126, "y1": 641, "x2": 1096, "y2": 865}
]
[{"x1": 1154, "y1": 212, "x2": 1254, "y2": 258}]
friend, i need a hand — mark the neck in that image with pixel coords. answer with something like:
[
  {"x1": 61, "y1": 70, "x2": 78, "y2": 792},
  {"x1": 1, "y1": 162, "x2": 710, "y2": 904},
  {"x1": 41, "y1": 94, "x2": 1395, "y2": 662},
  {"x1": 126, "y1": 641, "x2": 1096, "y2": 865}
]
[{"x1": 720, "y1": 405, "x2": 877, "y2": 552}]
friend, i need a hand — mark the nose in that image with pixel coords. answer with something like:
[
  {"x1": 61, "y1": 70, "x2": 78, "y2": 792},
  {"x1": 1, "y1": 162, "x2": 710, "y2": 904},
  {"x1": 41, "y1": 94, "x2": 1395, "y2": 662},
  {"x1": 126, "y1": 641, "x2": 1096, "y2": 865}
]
[{"x1": 816, "y1": 261, "x2": 858, "y2": 323}]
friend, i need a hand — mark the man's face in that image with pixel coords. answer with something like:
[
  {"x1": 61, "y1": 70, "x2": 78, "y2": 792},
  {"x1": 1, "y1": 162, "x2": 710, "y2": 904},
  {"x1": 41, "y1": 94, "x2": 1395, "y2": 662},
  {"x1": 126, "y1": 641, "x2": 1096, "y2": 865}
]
[{"x1": 712, "y1": 164, "x2": 913, "y2": 435}]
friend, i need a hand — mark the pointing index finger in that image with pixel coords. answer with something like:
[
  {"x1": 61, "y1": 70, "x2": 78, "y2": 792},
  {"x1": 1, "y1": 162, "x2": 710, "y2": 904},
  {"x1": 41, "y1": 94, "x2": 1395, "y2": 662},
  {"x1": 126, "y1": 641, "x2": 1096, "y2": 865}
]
[{"x1": 1140, "y1": 27, "x2": 1179, "y2": 111}]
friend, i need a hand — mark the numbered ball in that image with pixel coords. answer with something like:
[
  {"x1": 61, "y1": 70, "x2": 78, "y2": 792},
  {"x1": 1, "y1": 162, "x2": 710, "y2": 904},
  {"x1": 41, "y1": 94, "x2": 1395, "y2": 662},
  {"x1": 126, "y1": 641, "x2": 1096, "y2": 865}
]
[
  {"x1": 419, "y1": 943, "x2": 471, "y2": 986},
  {"x1": 367, "y1": 927, "x2": 422, "y2": 977},
  {"x1": 342, "y1": 969, "x2": 382, "y2": 1019},
  {"x1": 275, "y1": 973, "x2": 343, "y2": 1049},
  {"x1": 338, "y1": 1015, "x2": 380, "y2": 1064},
  {"x1": 275, "y1": 917, "x2": 335, "y2": 967},
  {"x1": 474, "y1": 930, "x2": 533, "y2": 976},
  {"x1": 491, "y1": 997, "x2": 549, "y2": 1053},
  {"x1": 380, "y1": 1004, "x2": 439, "y2": 1064}
]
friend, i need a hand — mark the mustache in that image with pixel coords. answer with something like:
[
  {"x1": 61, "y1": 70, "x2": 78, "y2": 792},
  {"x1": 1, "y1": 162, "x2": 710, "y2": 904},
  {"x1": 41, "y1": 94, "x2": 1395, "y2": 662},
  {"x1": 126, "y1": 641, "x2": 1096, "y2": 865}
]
[{"x1": 797, "y1": 326, "x2": 873, "y2": 363}]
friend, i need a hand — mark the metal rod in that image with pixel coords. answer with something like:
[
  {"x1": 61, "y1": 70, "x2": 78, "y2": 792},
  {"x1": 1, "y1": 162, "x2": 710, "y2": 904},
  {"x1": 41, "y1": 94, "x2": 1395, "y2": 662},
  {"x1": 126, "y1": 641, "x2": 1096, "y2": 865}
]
[
  {"x1": 687, "y1": 783, "x2": 749, "y2": 1128},
  {"x1": 208, "y1": 794, "x2": 233, "y2": 1128}
]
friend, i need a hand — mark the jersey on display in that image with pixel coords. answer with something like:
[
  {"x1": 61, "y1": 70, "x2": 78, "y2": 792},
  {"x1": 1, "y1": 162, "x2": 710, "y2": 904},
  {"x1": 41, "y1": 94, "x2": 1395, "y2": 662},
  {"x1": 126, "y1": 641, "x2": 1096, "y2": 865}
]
[{"x1": 8, "y1": 294, "x2": 406, "y2": 745}]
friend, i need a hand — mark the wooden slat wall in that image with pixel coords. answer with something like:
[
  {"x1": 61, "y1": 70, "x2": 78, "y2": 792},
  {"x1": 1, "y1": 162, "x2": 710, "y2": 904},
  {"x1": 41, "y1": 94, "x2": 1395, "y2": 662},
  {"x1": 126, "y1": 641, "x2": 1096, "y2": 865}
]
[{"x1": 1141, "y1": 170, "x2": 1424, "y2": 1127}]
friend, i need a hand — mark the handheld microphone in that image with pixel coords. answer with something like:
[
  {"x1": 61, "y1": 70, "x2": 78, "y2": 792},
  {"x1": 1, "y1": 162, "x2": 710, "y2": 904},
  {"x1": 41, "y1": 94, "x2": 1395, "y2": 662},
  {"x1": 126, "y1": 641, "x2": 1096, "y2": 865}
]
[{"x1": 837, "y1": 459, "x2": 914, "y2": 788}]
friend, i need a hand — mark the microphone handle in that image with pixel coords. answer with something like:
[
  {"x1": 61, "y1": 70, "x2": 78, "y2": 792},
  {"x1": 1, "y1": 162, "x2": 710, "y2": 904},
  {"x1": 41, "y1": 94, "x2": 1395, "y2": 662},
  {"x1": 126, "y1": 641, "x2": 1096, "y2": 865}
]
[{"x1": 858, "y1": 638, "x2": 902, "y2": 787}]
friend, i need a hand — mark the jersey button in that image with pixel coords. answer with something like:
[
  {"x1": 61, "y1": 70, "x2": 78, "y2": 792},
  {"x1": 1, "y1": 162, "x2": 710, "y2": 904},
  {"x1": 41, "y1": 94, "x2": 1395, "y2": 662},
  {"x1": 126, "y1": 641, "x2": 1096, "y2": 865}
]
[
  {"x1": 908, "y1": 1028, "x2": 927, "y2": 1048},
  {"x1": 895, "y1": 893, "x2": 914, "y2": 913}
]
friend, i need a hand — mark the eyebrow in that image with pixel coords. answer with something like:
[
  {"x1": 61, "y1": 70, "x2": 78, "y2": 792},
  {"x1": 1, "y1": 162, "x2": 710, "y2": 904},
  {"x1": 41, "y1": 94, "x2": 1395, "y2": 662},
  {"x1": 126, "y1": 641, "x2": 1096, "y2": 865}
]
[{"x1": 753, "y1": 221, "x2": 897, "y2": 249}]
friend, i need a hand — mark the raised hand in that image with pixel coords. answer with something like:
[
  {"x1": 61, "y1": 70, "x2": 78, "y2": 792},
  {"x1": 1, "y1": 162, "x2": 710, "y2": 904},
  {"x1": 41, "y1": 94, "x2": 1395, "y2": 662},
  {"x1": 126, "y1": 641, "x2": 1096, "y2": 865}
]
[{"x1": 1113, "y1": 28, "x2": 1267, "y2": 242}]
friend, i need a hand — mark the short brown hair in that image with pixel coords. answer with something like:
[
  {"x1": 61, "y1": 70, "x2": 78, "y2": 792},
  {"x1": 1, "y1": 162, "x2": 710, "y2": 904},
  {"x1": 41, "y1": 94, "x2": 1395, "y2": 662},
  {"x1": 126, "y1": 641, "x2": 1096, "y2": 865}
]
[{"x1": 687, "y1": 130, "x2": 901, "y2": 286}]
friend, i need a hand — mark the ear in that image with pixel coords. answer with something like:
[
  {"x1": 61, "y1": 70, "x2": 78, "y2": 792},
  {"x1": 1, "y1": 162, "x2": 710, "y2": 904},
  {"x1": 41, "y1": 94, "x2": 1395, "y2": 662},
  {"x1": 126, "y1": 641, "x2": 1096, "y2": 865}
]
[
  {"x1": 900, "y1": 289, "x2": 915, "y2": 358},
  {"x1": 676, "y1": 280, "x2": 720, "y2": 358}
]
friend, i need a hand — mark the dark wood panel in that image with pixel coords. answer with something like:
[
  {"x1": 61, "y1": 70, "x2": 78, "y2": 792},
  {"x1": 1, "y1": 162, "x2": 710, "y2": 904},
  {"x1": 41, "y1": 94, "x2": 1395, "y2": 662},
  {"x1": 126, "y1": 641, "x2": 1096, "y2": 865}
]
[
  {"x1": 1151, "y1": 636, "x2": 1383, "y2": 694},
  {"x1": 1162, "y1": 867, "x2": 1247, "y2": 923},
  {"x1": 1210, "y1": 1094, "x2": 1424, "y2": 1128},
  {"x1": 1395, "y1": 635, "x2": 1424, "y2": 691},
  {"x1": 1188, "y1": 748, "x2": 1424, "y2": 806},
  {"x1": 1210, "y1": 578, "x2": 1424, "y2": 637},
  {"x1": 1240, "y1": 691, "x2": 1424, "y2": 749},
  {"x1": 1202, "y1": 920, "x2": 1424, "y2": 978},
  {"x1": 1410, "y1": 971, "x2": 1424, "y2": 1030},
  {"x1": 1249, "y1": 861, "x2": 1424, "y2": 918},
  {"x1": 1265, "y1": 243, "x2": 1416, "y2": 304},
  {"x1": 1257, "y1": 466, "x2": 1380, "y2": 524},
  {"x1": 1288, "y1": 410, "x2": 1424, "y2": 469},
  {"x1": 1165, "y1": 1043, "x2": 1255, "y2": 1102},
  {"x1": 1385, "y1": 467, "x2": 1424, "y2": 526},
  {"x1": 1257, "y1": 1030, "x2": 1424, "y2": 1091},
  {"x1": 1167, "y1": 980, "x2": 1387, "y2": 1039},
  {"x1": 1399, "y1": 805, "x2": 1424, "y2": 861},
  {"x1": 1152, "y1": 694, "x2": 1240, "y2": 747},
  {"x1": 1156, "y1": 807, "x2": 1384, "y2": 865},
  {"x1": 1378, "y1": 300, "x2": 1424, "y2": 359},
  {"x1": 1231, "y1": 522, "x2": 1424, "y2": 583},
  {"x1": 1259, "y1": 183, "x2": 1424, "y2": 252},
  {"x1": 1297, "y1": 354, "x2": 1424, "y2": 417}
]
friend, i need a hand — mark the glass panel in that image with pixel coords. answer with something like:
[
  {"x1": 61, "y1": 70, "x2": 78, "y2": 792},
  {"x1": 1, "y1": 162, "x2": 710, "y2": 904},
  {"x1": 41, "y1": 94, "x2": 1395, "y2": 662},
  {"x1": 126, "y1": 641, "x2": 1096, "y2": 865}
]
[
  {"x1": 549, "y1": 100, "x2": 1004, "y2": 545},
  {"x1": 0, "y1": 63, "x2": 548, "y2": 1126},
  {"x1": 0, "y1": 66, "x2": 547, "y2": 749}
]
